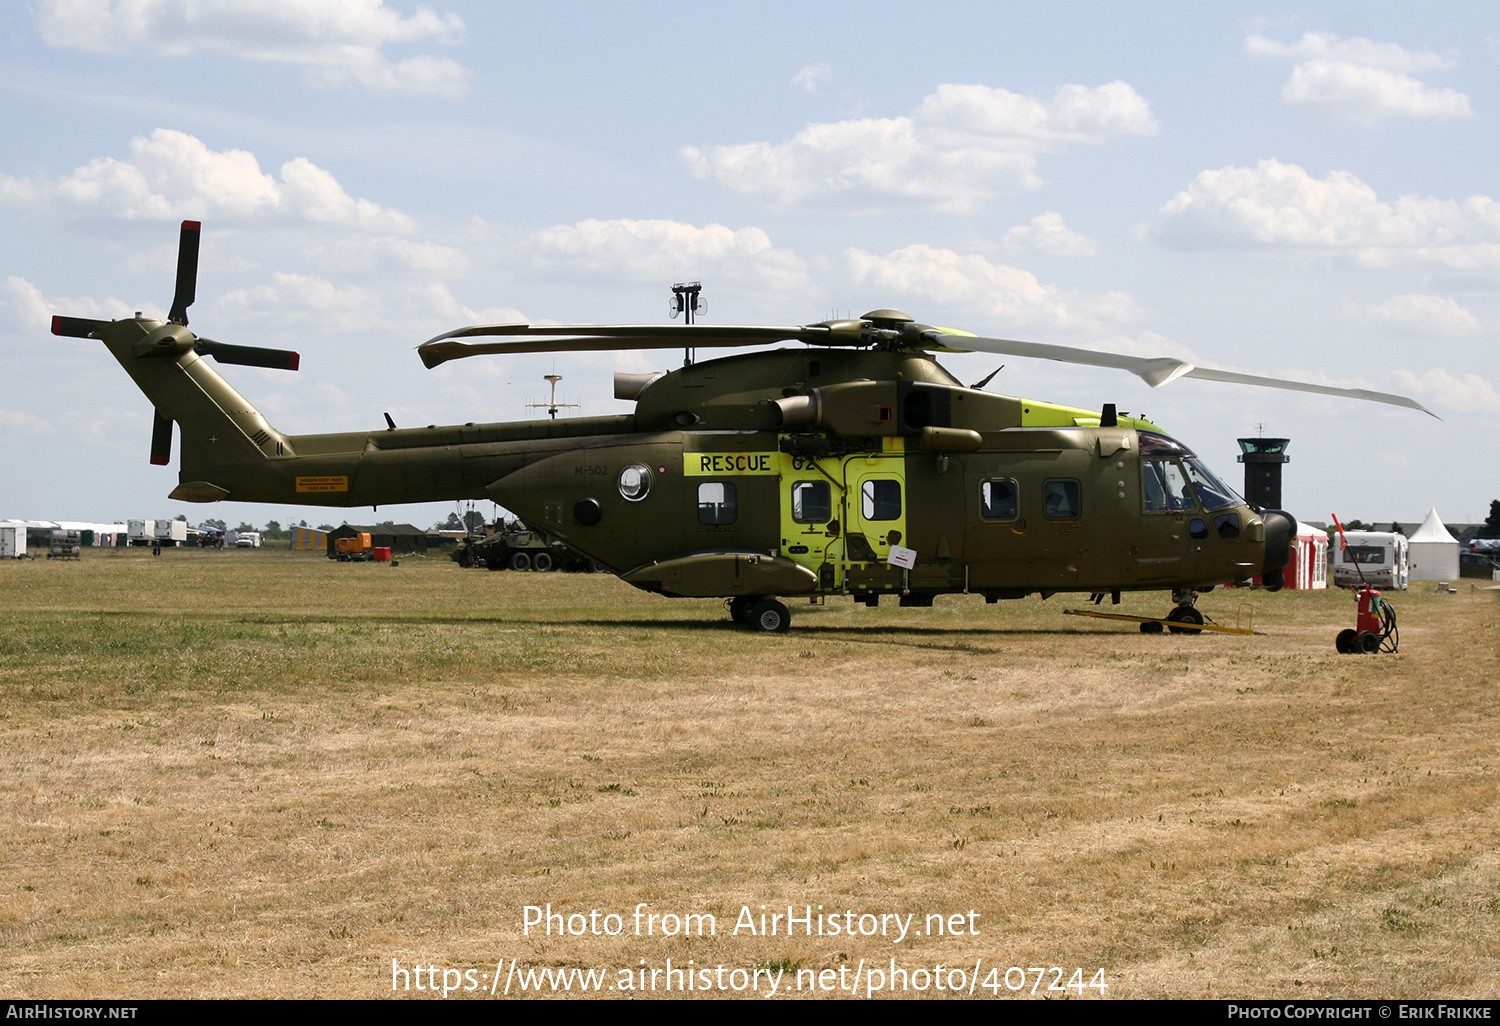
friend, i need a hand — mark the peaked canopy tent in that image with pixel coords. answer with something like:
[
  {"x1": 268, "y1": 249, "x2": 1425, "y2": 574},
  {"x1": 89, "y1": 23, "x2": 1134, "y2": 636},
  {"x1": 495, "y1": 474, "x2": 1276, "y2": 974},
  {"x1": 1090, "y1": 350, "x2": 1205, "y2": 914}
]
[{"x1": 1408, "y1": 509, "x2": 1460, "y2": 581}]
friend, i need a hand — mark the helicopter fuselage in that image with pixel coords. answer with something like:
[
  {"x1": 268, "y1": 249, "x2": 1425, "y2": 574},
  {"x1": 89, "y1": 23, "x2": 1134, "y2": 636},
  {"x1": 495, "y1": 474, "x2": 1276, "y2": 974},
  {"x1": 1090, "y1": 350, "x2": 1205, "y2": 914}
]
[{"x1": 85, "y1": 316, "x2": 1290, "y2": 611}]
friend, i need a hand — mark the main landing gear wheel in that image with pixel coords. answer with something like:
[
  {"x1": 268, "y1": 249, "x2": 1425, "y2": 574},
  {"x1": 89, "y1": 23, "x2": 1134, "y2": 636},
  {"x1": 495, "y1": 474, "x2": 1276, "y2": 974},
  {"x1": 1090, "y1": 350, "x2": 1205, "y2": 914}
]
[
  {"x1": 1335, "y1": 629, "x2": 1357, "y2": 654},
  {"x1": 1166, "y1": 606, "x2": 1204, "y2": 635},
  {"x1": 509, "y1": 551, "x2": 531, "y2": 571},
  {"x1": 1139, "y1": 620, "x2": 1164, "y2": 634},
  {"x1": 748, "y1": 598, "x2": 790, "y2": 633},
  {"x1": 728, "y1": 596, "x2": 754, "y2": 623}
]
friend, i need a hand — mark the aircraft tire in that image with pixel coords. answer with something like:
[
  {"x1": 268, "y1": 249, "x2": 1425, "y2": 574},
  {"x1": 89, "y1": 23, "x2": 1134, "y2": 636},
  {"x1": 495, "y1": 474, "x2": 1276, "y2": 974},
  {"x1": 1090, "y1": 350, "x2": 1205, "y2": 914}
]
[
  {"x1": 748, "y1": 598, "x2": 790, "y2": 633},
  {"x1": 531, "y1": 552, "x2": 553, "y2": 572},
  {"x1": 1335, "y1": 628, "x2": 1357, "y2": 654},
  {"x1": 728, "y1": 596, "x2": 754, "y2": 623},
  {"x1": 509, "y1": 551, "x2": 531, "y2": 572},
  {"x1": 1140, "y1": 620, "x2": 1164, "y2": 634},
  {"x1": 1356, "y1": 630, "x2": 1381, "y2": 654},
  {"x1": 1166, "y1": 606, "x2": 1204, "y2": 635}
]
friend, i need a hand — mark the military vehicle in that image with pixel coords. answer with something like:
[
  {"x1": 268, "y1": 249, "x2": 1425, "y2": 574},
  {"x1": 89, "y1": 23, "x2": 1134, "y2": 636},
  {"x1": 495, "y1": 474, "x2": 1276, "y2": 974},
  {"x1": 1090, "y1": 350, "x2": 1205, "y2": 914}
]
[
  {"x1": 452, "y1": 519, "x2": 596, "y2": 572},
  {"x1": 50, "y1": 221, "x2": 1434, "y2": 631}
]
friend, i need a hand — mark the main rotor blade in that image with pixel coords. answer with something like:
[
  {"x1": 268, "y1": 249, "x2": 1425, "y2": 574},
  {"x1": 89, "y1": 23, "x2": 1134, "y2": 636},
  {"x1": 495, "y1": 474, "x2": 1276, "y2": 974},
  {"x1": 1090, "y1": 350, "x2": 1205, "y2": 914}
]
[
  {"x1": 194, "y1": 338, "x2": 300, "y2": 371},
  {"x1": 924, "y1": 331, "x2": 1196, "y2": 387},
  {"x1": 1181, "y1": 366, "x2": 1436, "y2": 417},
  {"x1": 926, "y1": 331, "x2": 1436, "y2": 417},
  {"x1": 418, "y1": 323, "x2": 839, "y2": 368},
  {"x1": 168, "y1": 220, "x2": 201, "y2": 326}
]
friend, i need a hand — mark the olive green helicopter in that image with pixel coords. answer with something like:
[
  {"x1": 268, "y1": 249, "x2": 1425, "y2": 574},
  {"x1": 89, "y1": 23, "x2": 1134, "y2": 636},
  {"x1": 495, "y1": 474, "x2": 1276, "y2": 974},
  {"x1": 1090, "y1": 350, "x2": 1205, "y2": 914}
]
[{"x1": 52, "y1": 222, "x2": 1434, "y2": 632}]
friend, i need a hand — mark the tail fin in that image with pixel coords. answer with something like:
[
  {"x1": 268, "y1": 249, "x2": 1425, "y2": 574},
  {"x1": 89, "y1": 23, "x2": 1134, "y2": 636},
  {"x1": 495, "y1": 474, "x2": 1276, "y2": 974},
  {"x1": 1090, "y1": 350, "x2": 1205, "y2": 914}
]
[
  {"x1": 54, "y1": 315, "x2": 296, "y2": 502},
  {"x1": 50, "y1": 222, "x2": 301, "y2": 502}
]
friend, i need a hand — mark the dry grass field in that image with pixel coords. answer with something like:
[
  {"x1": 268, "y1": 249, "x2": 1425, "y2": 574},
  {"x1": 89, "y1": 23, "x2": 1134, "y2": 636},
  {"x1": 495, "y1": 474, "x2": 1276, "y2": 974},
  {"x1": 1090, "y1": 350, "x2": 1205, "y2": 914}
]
[{"x1": 1, "y1": 546, "x2": 1496, "y2": 1000}]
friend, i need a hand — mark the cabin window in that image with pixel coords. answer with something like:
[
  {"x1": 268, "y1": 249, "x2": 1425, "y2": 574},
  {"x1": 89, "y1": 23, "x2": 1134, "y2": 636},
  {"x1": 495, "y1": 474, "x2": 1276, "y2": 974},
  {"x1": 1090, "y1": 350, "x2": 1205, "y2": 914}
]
[
  {"x1": 618, "y1": 463, "x2": 651, "y2": 501},
  {"x1": 1189, "y1": 518, "x2": 1208, "y2": 540},
  {"x1": 791, "y1": 480, "x2": 831, "y2": 523},
  {"x1": 1044, "y1": 479, "x2": 1081, "y2": 520},
  {"x1": 1215, "y1": 513, "x2": 1241, "y2": 539},
  {"x1": 698, "y1": 482, "x2": 737, "y2": 525},
  {"x1": 979, "y1": 478, "x2": 1018, "y2": 520},
  {"x1": 861, "y1": 479, "x2": 901, "y2": 521},
  {"x1": 1344, "y1": 545, "x2": 1385, "y2": 565},
  {"x1": 1143, "y1": 460, "x2": 1194, "y2": 512}
]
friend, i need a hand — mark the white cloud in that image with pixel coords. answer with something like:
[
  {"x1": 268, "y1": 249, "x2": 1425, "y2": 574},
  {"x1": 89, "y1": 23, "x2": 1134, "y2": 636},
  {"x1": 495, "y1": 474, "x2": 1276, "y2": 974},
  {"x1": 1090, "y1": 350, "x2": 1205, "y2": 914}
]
[
  {"x1": 1392, "y1": 368, "x2": 1500, "y2": 413},
  {"x1": 525, "y1": 218, "x2": 811, "y2": 292},
  {"x1": 1155, "y1": 159, "x2": 1500, "y2": 272},
  {"x1": 1002, "y1": 212, "x2": 1098, "y2": 257},
  {"x1": 1246, "y1": 31, "x2": 1471, "y2": 122},
  {"x1": 35, "y1": 0, "x2": 470, "y2": 98},
  {"x1": 216, "y1": 272, "x2": 520, "y2": 334},
  {"x1": 843, "y1": 244, "x2": 1140, "y2": 333},
  {"x1": 0, "y1": 130, "x2": 414, "y2": 231},
  {"x1": 1, "y1": 275, "x2": 155, "y2": 332},
  {"x1": 1346, "y1": 294, "x2": 1480, "y2": 336},
  {"x1": 0, "y1": 408, "x2": 54, "y2": 434},
  {"x1": 791, "y1": 63, "x2": 832, "y2": 93},
  {"x1": 681, "y1": 81, "x2": 1156, "y2": 212},
  {"x1": 308, "y1": 238, "x2": 469, "y2": 275}
]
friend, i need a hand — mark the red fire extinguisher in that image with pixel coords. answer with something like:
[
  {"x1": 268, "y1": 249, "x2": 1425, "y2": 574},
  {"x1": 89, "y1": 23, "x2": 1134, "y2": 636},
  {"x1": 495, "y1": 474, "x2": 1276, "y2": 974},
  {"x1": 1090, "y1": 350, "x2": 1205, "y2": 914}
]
[{"x1": 1331, "y1": 514, "x2": 1399, "y2": 655}]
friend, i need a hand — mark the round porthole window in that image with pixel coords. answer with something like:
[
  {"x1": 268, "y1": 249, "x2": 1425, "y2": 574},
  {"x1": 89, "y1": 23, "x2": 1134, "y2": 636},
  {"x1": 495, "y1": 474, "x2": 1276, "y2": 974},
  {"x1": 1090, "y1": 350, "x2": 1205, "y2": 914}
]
[{"x1": 618, "y1": 463, "x2": 651, "y2": 501}]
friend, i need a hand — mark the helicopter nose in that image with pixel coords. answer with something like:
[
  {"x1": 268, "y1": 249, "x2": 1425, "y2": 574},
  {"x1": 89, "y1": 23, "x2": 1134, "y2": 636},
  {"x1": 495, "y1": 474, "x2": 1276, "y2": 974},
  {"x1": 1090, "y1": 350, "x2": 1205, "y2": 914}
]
[{"x1": 1260, "y1": 509, "x2": 1297, "y2": 591}]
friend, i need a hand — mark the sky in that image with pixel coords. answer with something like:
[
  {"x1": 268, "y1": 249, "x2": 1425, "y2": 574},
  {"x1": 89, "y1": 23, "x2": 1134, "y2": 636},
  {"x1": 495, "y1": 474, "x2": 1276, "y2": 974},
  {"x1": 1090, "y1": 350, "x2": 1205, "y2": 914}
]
[{"x1": 2, "y1": 1, "x2": 1497, "y2": 531}]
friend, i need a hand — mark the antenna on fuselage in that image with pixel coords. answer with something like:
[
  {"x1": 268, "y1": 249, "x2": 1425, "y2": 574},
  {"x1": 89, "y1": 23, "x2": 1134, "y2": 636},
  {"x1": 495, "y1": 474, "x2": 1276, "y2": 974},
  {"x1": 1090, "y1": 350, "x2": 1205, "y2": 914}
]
[{"x1": 526, "y1": 374, "x2": 580, "y2": 420}]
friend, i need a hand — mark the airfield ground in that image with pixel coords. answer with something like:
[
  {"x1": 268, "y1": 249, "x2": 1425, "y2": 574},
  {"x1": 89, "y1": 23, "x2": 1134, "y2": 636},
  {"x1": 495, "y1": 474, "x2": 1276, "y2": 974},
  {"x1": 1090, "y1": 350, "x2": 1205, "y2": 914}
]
[{"x1": 1, "y1": 547, "x2": 1497, "y2": 1000}]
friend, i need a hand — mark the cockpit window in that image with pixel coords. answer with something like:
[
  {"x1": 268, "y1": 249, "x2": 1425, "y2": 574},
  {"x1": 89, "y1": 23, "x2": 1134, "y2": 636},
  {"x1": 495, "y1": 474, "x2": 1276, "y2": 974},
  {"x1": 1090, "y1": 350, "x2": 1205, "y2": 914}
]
[
  {"x1": 1137, "y1": 430, "x2": 1192, "y2": 458},
  {"x1": 1143, "y1": 461, "x2": 1194, "y2": 512},
  {"x1": 1183, "y1": 458, "x2": 1241, "y2": 512}
]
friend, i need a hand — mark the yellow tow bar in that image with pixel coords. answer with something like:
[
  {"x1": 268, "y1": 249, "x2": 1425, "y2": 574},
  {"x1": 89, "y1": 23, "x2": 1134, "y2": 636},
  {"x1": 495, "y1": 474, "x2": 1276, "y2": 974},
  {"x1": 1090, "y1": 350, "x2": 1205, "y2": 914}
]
[{"x1": 1063, "y1": 602, "x2": 1259, "y2": 635}]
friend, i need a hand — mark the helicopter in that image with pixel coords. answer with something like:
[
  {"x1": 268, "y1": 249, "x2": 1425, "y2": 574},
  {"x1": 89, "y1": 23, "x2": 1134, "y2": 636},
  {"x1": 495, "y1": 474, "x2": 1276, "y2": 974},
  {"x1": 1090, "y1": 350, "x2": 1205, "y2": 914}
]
[{"x1": 51, "y1": 221, "x2": 1434, "y2": 633}]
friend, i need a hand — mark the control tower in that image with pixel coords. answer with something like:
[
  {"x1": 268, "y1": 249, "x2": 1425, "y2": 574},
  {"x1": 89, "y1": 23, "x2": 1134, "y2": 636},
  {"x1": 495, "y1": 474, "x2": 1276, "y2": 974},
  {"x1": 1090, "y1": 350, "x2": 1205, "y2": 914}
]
[{"x1": 1237, "y1": 437, "x2": 1291, "y2": 510}]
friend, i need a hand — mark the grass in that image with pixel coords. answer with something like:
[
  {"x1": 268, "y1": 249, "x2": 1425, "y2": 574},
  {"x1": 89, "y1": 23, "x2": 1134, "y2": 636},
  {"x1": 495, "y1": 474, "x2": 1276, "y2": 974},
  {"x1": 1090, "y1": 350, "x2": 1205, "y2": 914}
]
[{"x1": 1, "y1": 546, "x2": 1497, "y2": 999}]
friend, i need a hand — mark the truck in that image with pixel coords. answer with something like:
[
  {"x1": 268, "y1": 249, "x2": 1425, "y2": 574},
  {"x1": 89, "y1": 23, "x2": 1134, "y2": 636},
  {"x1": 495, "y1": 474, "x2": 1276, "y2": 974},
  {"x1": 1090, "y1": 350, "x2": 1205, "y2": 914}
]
[
  {"x1": 230, "y1": 531, "x2": 262, "y2": 548},
  {"x1": 332, "y1": 533, "x2": 374, "y2": 561},
  {"x1": 1330, "y1": 530, "x2": 1409, "y2": 591}
]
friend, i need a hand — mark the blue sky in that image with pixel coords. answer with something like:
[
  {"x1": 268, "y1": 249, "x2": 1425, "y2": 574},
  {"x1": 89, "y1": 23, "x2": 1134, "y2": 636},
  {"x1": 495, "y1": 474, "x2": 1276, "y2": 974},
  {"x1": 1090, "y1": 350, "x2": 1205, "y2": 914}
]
[{"x1": 2, "y1": 1, "x2": 1496, "y2": 529}]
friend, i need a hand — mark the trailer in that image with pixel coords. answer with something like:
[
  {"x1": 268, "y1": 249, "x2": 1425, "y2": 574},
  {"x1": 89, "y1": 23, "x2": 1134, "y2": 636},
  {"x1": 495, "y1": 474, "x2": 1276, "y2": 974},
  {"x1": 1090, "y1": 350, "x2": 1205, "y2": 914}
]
[
  {"x1": 154, "y1": 519, "x2": 188, "y2": 546},
  {"x1": 1330, "y1": 531, "x2": 1408, "y2": 591}
]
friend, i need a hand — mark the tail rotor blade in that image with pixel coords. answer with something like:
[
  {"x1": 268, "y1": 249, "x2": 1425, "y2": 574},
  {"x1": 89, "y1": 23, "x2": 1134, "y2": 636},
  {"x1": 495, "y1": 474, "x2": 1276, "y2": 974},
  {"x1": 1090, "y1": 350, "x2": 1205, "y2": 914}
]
[
  {"x1": 150, "y1": 410, "x2": 173, "y2": 465},
  {"x1": 51, "y1": 315, "x2": 109, "y2": 338},
  {"x1": 194, "y1": 338, "x2": 300, "y2": 371},
  {"x1": 168, "y1": 219, "x2": 201, "y2": 326}
]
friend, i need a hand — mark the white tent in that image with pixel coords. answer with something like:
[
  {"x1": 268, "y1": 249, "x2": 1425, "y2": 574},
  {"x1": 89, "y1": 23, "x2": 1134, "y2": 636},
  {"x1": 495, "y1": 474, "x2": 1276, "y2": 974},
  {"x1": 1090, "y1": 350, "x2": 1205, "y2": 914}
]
[{"x1": 1409, "y1": 508, "x2": 1460, "y2": 581}]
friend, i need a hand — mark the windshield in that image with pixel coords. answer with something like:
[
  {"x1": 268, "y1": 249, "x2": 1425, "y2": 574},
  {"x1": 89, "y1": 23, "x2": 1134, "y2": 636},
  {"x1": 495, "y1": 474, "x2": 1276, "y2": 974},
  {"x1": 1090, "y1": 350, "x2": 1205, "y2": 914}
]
[{"x1": 1183, "y1": 458, "x2": 1242, "y2": 511}]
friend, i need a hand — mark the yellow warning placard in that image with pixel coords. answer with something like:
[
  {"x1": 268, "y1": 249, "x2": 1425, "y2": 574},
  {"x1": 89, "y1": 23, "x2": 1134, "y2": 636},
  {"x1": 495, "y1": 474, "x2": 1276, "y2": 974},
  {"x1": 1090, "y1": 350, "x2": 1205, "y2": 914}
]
[{"x1": 296, "y1": 476, "x2": 349, "y2": 493}]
